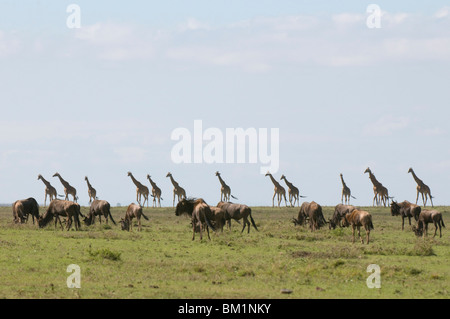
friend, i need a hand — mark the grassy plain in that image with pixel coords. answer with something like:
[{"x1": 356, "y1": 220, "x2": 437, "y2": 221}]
[{"x1": 0, "y1": 205, "x2": 448, "y2": 299}]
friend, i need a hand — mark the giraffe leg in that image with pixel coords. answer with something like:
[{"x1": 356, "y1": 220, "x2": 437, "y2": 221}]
[
  {"x1": 272, "y1": 192, "x2": 276, "y2": 208},
  {"x1": 415, "y1": 190, "x2": 419, "y2": 205}
]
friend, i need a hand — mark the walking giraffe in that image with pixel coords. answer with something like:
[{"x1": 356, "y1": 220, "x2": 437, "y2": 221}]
[
  {"x1": 215, "y1": 171, "x2": 237, "y2": 202},
  {"x1": 364, "y1": 168, "x2": 391, "y2": 207},
  {"x1": 37, "y1": 174, "x2": 58, "y2": 206},
  {"x1": 340, "y1": 173, "x2": 356, "y2": 205},
  {"x1": 280, "y1": 175, "x2": 305, "y2": 207},
  {"x1": 85, "y1": 176, "x2": 97, "y2": 204},
  {"x1": 166, "y1": 172, "x2": 186, "y2": 207},
  {"x1": 265, "y1": 172, "x2": 287, "y2": 207},
  {"x1": 147, "y1": 174, "x2": 163, "y2": 208},
  {"x1": 127, "y1": 172, "x2": 149, "y2": 207},
  {"x1": 408, "y1": 168, "x2": 434, "y2": 207},
  {"x1": 53, "y1": 173, "x2": 78, "y2": 202}
]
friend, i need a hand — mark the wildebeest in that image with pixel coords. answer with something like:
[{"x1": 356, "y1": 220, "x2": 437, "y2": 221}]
[
  {"x1": 390, "y1": 200, "x2": 421, "y2": 230},
  {"x1": 84, "y1": 199, "x2": 116, "y2": 226},
  {"x1": 210, "y1": 206, "x2": 226, "y2": 232},
  {"x1": 119, "y1": 203, "x2": 149, "y2": 231},
  {"x1": 293, "y1": 201, "x2": 327, "y2": 232},
  {"x1": 329, "y1": 204, "x2": 356, "y2": 229},
  {"x1": 342, "y1": 209, "x2": 374, "y2": 244},
  {"x1": 38, "y1": 200, "x2": 84, "y2": 230},
  {"x1": 412, "y1": 209, "x2": 445, "y2": 238},
  {"x1": 175, "y1": 198, "x2": 215, "y2": 240},
  {"x1": 217, "y1": 201, "x2": 258, "y2": 233},
  {"x1": 12, "y1": 198, "x2": 40, "y2": 224}
]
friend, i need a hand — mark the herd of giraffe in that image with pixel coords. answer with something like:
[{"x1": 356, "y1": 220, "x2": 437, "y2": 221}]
[{"x1": 35, "y1": 167, "x2": 434, "y2": 210}]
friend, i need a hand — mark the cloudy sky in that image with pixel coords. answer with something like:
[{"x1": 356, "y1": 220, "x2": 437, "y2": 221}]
[{"x1": 1, "y1": 1, "x2": 449, "y2": 207}]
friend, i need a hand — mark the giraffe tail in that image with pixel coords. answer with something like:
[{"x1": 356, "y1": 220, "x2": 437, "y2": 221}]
[
  {"x1": 351, "y1": 195, "x2": 357, "y2": 199},
  {"x1": 299, "y1": 195, "x2": 307, "y2": 198},
  {"x1": 230, "y1": 195, "x2": 238, "y2": 200}
]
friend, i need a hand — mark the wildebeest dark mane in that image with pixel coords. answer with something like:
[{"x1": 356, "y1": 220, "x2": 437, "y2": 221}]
[{"x1": 390, "y1": 201, "x2": 401, "y2": 216}]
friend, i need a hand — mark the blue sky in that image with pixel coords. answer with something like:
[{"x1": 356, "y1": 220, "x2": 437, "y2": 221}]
[{"x1": 1, "y1": 1, "x2": 450, "y2": 207}]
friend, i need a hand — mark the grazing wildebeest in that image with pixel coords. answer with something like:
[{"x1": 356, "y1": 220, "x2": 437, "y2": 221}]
[
  {"x1": 210, "y1": 206, "x2": 227, "y2": 232},
  {"x1": 38, "y1": 200, "x2": 83, "y2": 230},
  {"x1": 390, "y1": 200, "x2": 421, "y2": 230},
  {"x1": 329, "y1": 204, "x2": 356, "y2": 229},
  {"x1": 293, "y1": 201, "x2": 327, "y2": 231},
  {"x1": 342, "y1": 209, "x2": 374, "y2": 244},
  {"x1": 217, "y1": 201, "x2": 258, "y2": 233},
  {"x1": 84, "y1": 199, "x2": 116, "y2": 226},
  {"x1": 12, "y1": 198, "x2": 40, "y2": 224},
  {"x1": 119, "y1": 203, "x2": 149, "y2": 231},
  {"x1": 175, "y1": 198, "x2": 216, "y2": 240},
  {"x1": 412, "y1": 210, "x2": 445, "y2": 238}
]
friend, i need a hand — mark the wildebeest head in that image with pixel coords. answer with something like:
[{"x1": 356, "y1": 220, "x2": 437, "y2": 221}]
[
  {"x1": 175, "y1": 198, "x2": 195, "y2": 217},
  {"x1": 328, "y1": 218, "x2": 337, "y2": 230},
  {"x1": 119, "y1": 218, "x2": 130, "y2": 231},
  {"x1": 412, "y1": 221, "x2": 424, "y2": 237},
  {"x1": 390, "y1": 201, "x2": 400, "y2": 216}
]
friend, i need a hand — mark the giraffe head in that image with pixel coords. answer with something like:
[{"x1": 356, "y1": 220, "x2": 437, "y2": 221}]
[
  {"x1": 53, "y1": 172, "x2": 60, "y2": 177},
  {"x1": 147, "y1": 174, "x2": 151, "y2": 179},
  {"x1": 408, "y1": 167, "x2": 413, "y2": 174},
  {"x1": 215, "y1": 171, "x2": 220, "y2": 177},
  {"x1": 127, "y1": 172, "x2": 132, "y2": 177},
  {"x1": 340, "y1": 173, "x2": 343, "y2": 177},
  {"x1": 280, "y1": 174, "x2": 286, "y2": 180},
  {"x1": 85, "y1": 176, "x2": 88, "y2": 181},
  {"x1": 265, "y1": 171, "x2": 271, "y2": 177},
  {"x1": 364, "y1": 168, "x2": 371, "y2": 174},
  {"x1": 166, "y1": 172, "x2": 172, "y2": 178},
  {"x1": 37, "y1": 174, "x2": 42, "y2": 180}
]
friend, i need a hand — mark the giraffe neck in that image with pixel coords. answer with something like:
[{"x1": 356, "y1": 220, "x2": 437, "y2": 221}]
[
  {"x1": 86, "y1": 178, "x2": 92, "y2": 189},
  {"x1": 340, "y1": 175, "x2": 346, "y2": 187},
  {"x1": 40, "y1": 177, "x2": 51, "y2": 187},
  {"x1": 268, "y1": 174, "x2": 280, "y2": 187},
  {"x1": 129, "y1": 174, "x2": 142, "y2": 187},
  {"x1": 282, "y1": 177, "x2": 293, "y2": 188},
  {"x1": 56, "y1": 175, "x2": 69, "y2": 187},
  {"x1": 410, "y1": 170, "x2": 422, "y2": 185},
  {"x1": 148, "y1": 177, "x2": 156, "y2": 187},
  {"x1": 169, "y1": 175, "x2": 179, "y2": 188},
  {"x1": 368, "y1": 173, "x2": 381, "y2": 187},
  {"x1": 217, "y1": 175, "x2": 227, "y2": 187}
]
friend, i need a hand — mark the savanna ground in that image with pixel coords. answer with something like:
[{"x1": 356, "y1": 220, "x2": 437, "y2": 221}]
[{"x1": 0, "y1": 204, "x2": 448, "y2": 299}]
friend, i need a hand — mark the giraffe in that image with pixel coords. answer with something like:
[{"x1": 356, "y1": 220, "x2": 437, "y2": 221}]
[
  {"x1": 147, "y1": 174, "x2": 163, "y2": 208},
  {"x1": 53, "y1": 172, "x2": 78, "y2": 203},
  {"x1": 215, "y1": 171, "x2": 237, "y2": 202},
  {"x1": 127, "y1": 172, "x2": 149, "y2": 207},
  {"x1": 37, "y1": 174, "x2": 58, "y2": 206},
  {"x1": 408, "y1": 168, "x2": 434, "y2": 207},
  {"x1": 85, "y1": 176, "x2": 97, "y2": 204},
  {"x1": 364, "y1": 168, "x2": 390, "y2": 207},
  {"x1": 340, "y1": 173, "x2": 356, "y2": 205},
  {"x1": 166, "y1": 172, "x2": 186, "y2": 207},
  {"x1": 280, "y1": 175, "x2": 304, "y2": 207},
  {"x1": 265, "y1": 172, "x2": 287, "y2": 207}
]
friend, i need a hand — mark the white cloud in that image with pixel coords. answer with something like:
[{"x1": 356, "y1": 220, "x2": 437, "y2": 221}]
[
  {"x1": 434, "y1": 6, "x2": 450, "y2": 19},
  {"x1": 363, "y1": 116, "x2": 411, "y2": 137}
]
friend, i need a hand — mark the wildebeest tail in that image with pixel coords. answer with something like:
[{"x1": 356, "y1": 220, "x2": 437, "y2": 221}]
[
  {"x1": 204, "y1": 213, "x2": 215, "y2": 232},
  {"x1": 368, "y1": 218, "x2": 374, "y2": 230},
  {"x1": 141, "y1": 212, "x2": 149, "y2": 220},
  {"x1": 249, "y1": 208, "x2": 259, "y2": 231},
  {"x1": 109, "y1": 211, "x2": 117, "y2": 225}
]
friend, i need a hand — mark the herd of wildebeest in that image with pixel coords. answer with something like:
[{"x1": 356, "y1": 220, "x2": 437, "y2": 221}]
[{"x1": 9, "y1": 194, "x2": 446, "y2": 244}]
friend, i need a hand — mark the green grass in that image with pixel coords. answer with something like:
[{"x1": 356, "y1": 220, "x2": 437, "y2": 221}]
[{"x1": 0, "y1": 205, "x2": 448, "y2": 299}]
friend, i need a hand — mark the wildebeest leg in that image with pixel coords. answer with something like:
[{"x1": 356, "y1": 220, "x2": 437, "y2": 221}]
[
  {"x1": 366, "y1": 226, "x2": 370, "y2": 244},
  {"x1": 241, "y1": 218, "x2": 247, "y2": 233},
  {"x1": 351, "y1": 225, "x2": 356, "y2": 243},
  {"x1": 401, "y1": 216, "x2": 405, "y2": 230},
  {"x1": 357, "y1": 226, "x2": 363, "y2": 244},
  {"x1": 433, "y1": 221, "x2": 438, "y2": 238}
]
